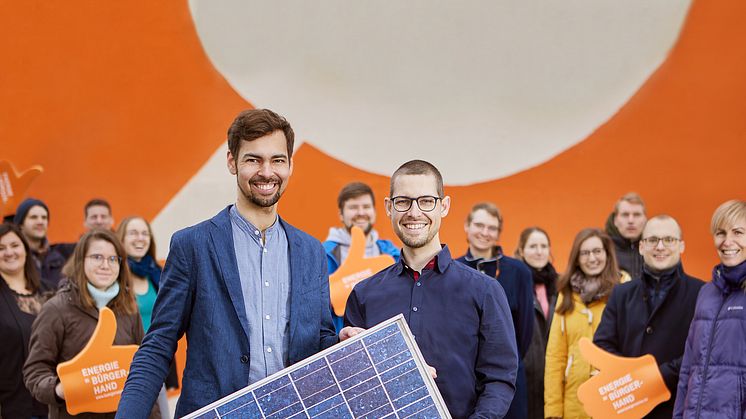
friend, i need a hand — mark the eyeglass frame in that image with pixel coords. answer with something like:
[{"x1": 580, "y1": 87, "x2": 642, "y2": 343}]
[
  {"x1": 578, "y1": 248, "x2": 606, "y2": 259},
  {"x1": 85, "y1": 254, "x2": 122, "y2": 267},
  {"x1": 388, "y1": 195, "x2": 442, "y2": 212},
  {"x1": 640, "y1": 236, "x2": 681, "y2": 248}
]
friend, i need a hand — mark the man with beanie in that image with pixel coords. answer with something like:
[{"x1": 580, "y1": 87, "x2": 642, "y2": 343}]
[
  {"x1": 594, "y1": 215, "x2": 704, "y2": 418},
  {"x1": 323, "y1": 182, "x2": 400, "y2": 331},
  {"x1": 605, "y1": 192, "x2": 647, "y2": 279},
  {"x1": 14, "y1": 198, "x2": 74, "y2": 288}
]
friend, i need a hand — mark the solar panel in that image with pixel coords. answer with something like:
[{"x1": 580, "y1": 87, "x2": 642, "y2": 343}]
[{"x1": 182, "y1": 314, "x2": 451, "y2": 419}]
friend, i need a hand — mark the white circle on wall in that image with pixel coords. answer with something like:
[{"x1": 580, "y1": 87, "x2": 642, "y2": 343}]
[{"x1": 188, "y1": 0, "x2": 691, "y2": 185}]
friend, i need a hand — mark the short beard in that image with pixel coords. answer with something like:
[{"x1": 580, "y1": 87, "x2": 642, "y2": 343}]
[
  {"x1": 345, "y1": 221, "x2": 373, "y2": 235},
  {"x1": 237, "y1": 178, "x2": 283, "y2": 208},
  {"x1": 396, "y1": 227, "x2": 436, "y2": 249}
]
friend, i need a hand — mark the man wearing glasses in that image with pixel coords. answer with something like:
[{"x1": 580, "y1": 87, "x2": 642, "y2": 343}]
[
  {"x1": 341, "y1": 160, "x2": 518, "y2": 419},
  {"x1": 594, "y1": 215, "x2": 704, "y2": 419},
  {"x1": 456, "y1": 202, "x2": 534, "y2": 419}
]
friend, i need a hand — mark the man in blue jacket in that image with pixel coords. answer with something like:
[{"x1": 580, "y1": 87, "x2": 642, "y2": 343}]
[
  {"x1": 117, "y1": 109, "x2": 338, "y2": 418},
  {"x1": 342, "y1": 160, "x2": 518, "y2": 418},
  {"x1": 594, "y1": 215, "x2": 703, "y2": 419},
  {"x1": 457, "y1": 202, "x2": 534, "y2": 419},
  {"x1": 323, "y1": 181, "x2": 400, "y2": 331}
]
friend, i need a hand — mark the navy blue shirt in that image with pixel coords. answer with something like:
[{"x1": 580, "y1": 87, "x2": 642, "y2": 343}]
[{"x1": 345, "y1": 245, "x2": 518, "y2": 419}]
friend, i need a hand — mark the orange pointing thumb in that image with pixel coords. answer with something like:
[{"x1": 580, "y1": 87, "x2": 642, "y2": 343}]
[
  {"x1": 0, "y1": 160, "x2": 43, "y2": 218},
  {"x1": 577, "y1": 337, "x2": 670, "y2": 419},
  {"x1": 329, "y1": 226, "x2": 396, "y2": 316},
  {"x1": 56, "y1": 307, "x2": 139, "y2": 414}
]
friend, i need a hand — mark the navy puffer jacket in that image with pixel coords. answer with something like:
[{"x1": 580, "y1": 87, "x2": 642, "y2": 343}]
[{"x1": 673, "y1": 266, "x2": 746, "y2": 418}]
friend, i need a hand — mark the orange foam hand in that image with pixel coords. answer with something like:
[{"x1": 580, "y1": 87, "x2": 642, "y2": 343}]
[
  {"x1": 577, "y1": 338, "x2": 670, "y2": 418},
  {"x1": 0, "y1": 160, "x2": 43, "y2": 218},
  {"x1": 56, "y1": 307, "x2": 139, "y2": 415},
  {"x1": 329, "y1": 226, "x2": 396, "y2": 316}
]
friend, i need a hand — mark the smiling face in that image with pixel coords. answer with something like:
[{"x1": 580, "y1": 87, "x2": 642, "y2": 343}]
[
  {"x1": 386, "y1": 174, "x2": 449, "y2": 250},
  {"x1": 0, "y1": 231, "x2": 27, "y2": 277},
  {"x1": 122, "y1": 217, "x2": 151, "y2": 261},
  {"x1": 21, "y1": 205, "x2": 49, "y2": 242},
  {"x1": 639, "y1": 217, "x2": 684, "y2": 272},
  {"x1": 340, "y1": 194, "x2": 376, "y2": 234},
  {"x1": 578, "y1": 236, "x2": 607, "y2": 276},
  {"x1": 714, "y1": 217, "x2": 746, "y2": 267},
  {"x1": 228, "y1": 130, "x2": 293, "y2": 210},
  {"x1": 522, "y1": 230, "x2": 550, "y2": 270},
  {"x1": 464, "y1": 209, "x2": 500, "y2": 255},
  {"x1": 84, "y1": 239, "x2": 120, "y2": 290}
]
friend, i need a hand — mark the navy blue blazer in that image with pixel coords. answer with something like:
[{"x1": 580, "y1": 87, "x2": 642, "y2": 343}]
[{"x1": 117, "y1": 207, "x2": 338, "y2": 418}]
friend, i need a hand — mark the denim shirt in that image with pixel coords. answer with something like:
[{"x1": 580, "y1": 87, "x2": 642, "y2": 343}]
[{"x1": 230, "y1": 205, "x2": 290, "y2": 384}]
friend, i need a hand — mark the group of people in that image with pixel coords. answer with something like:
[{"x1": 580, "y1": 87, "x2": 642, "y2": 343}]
[
  {"x1": 1, "y1": 108, "x2": 743, "y2": 419},
  {"x1": 1, "y1": 200, "x2": 174, "y2": 418}
]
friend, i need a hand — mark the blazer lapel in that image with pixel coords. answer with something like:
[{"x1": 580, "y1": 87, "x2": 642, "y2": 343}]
[
  {"x1": 210, "y1": 208, "x2": 251, "y2": 342},
  {"x1": 283, "y1": 219, "x2": 308, "y2": 353}
]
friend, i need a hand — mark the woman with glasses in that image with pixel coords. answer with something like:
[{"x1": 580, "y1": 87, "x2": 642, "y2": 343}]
[
  {"x1": 23, "y1": 229, "x2": 158, "y2": 418},
  {"x1": 116, "y1": 216, "x2": 179, "y2": 411},
  {"x1": 544, "y1": 228, "x2": 627, "y2": 419},
  {"x1": 674, "y1": 200, "x2": 746, "y2": 419},
  {"x1": 116, "y1": 217, "x2": 161, "y2": 334},
  {"x1": 0, "y1": 223, "x2": 49, "y2": 419},
  {"x1": 514, "y1": 227, "x2": 558, "y2": 419}
]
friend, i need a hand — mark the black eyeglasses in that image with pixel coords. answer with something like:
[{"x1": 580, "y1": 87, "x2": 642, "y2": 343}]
[
  {"x1": 641, "y1": 236, "x2": 680, "y2": 248},
  {"x1": 390, "y1": 196, "x2": 441, "y2": 212}
]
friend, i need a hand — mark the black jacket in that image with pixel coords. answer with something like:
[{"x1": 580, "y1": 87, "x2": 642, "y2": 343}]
[
  {"x1": 0, "y1": 280, "x2": 48, "y2": 418},
  {"x1": 593, "y1": 264, "x2": 704, "y2": 419},
  {"x1": 605, "y1": 213, "x2": 643, "y2": 280}
]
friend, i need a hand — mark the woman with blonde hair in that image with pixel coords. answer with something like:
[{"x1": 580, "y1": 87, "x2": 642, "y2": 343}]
[
  {"x1": 674, "y1": 200, "x2": 746, "y2": 418},
  {"x1": 544, "y1": 228, "x2": 626, "y2": 419},
  {"x1": 23, "y1": 229, "x2": 158, "y2": 418}
]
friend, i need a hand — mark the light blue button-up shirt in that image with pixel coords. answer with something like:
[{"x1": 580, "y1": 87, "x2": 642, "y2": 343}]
[{"x1": 229, "y1": 205, "x2": 290, "y2": 384}]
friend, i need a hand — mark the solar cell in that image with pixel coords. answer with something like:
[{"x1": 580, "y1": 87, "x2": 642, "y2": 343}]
[{"x1": 182, "y1": 315, "x2": 450, "y2": 418}]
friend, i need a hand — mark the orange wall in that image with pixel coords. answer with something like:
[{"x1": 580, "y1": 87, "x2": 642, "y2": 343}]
[{"x1": 2, "y1": 0, "x2": 745, "y2": 282}]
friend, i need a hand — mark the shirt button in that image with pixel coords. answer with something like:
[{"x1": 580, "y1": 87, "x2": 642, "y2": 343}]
[
  {"x1": 265, "y1": 314, "x2": 270, "y2": 320},
  {"x1": 240, "y1": 355, "x2": 249, "y2": 363},
  {"x1": 416, "y1": 282, "x2": 422, "y2": 287},
  {"x1": 254, "y1": 230, "x2": 260, "y2": 236},
  {"x1": 264, "y1": 281, "x2": 270, "y2": 287},
  {"x1": 263, "y1": 248, "x2": 268, "y2": 253},
  {"x1": 645, "y1": 326, "x2": 653, "y2": 335},
  {"x1": 412, "y1": 307, "x2": 418, "y2": 312},
  {"x1": 266, "y1": 347, "x2": 272, "y2": 353}
]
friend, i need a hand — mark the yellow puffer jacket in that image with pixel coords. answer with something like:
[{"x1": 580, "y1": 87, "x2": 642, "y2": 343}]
[{"x1": 544, "y1": 292, "x2": 608, "y2": 419}]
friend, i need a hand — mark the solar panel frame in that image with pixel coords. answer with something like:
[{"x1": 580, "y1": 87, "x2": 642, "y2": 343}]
[{"x1": 181, "y1": 314, "x2": 451, "y2": 419}]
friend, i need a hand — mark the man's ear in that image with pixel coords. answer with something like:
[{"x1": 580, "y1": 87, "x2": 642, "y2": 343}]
[
  {"x1": 440, "y1": 196, "x2": 451, "y2": 218},
  {"x1": 227, "y1": 150, "x2": 237, "y2": 175},
  {"x1": 384, "y1": 198, "x2": 392, "y2": 217}
]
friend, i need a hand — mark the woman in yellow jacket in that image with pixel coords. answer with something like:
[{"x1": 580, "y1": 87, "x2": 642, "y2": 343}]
[{"x1": 544, "y1": 228, "x2": 628, "y2": 419}]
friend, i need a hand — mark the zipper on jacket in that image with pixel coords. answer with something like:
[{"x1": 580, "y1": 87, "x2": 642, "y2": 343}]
[{"x1": 693, "y1": 293, "x2": 729, "y2": 419}]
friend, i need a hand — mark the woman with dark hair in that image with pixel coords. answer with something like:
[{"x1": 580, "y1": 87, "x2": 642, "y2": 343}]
[
  {"x1": 514, "y1": 227, "x2": 558, "y2": 419},
  {"x1": 674, "y1": 200, "x2": 746, "y2": 418},
  {"x1": 544, "y1": 228, "x2": 627, "y2": 419},
  {"x1": 0, "y1": 223, "x2": 49, "y2": 418},
  {"x1": 23, "y1": 229, "x2": 158, "y2": 418}
]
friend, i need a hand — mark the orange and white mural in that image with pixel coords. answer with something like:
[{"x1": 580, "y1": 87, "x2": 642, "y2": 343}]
[{"x1": 2, "y1": 0, "x2": 744, "y2": 282}]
